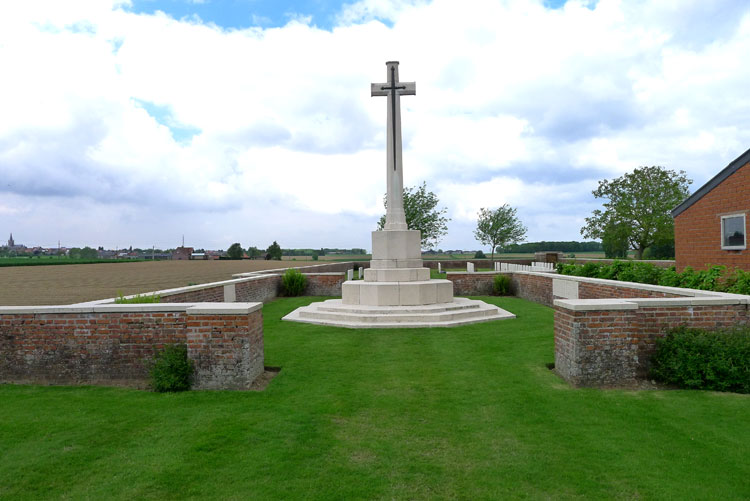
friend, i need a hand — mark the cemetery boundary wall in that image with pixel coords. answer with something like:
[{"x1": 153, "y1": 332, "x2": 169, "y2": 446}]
[
  {"x1": 0, "y1": 263, "x2": 353, "y2": 391},
  {"x1": 446, "y1": 270, "x2": 750, "y2": 387},
  {"x1": 0, "y1": 303, "x2": 263, "y2": 390}
]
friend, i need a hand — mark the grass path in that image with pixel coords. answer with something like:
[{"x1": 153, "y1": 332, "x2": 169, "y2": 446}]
[{"x1": 1, "y1": 297, "x2": 748, "y2": 499}]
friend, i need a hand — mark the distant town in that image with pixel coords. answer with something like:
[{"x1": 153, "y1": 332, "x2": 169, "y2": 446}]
[{"x1": 0, "y1": 233, "x2": 375, "y2": 261}]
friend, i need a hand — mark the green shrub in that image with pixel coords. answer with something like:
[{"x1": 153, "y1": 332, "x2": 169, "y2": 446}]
[
  {"x1": 727, "y1": 269, "x2": 750, "y2": 295},
  {"x1": 150, "y1": 344, "x2": 194, "y2": 392},
  {"x1": 474, "y1": 250, "x2": 486, "y2": 259},
  {"x1": 579, "y1": 262, "x2": 601, "y2": 278},
  {"x1": 650, "y1": 326, "x2": 750, "y2": 393},
  {"x1": 657, "y1": 266, "x2": 681, "y2": 287},
  {"x1": 493, "y1": 274, "x2": 511, "y2": 296},
  {"x1": 281, "y1": 268, "x2": 307, "y2": 296},
  {"x1": 115, "y1": 291, "x2": 161, "y2": 304}
]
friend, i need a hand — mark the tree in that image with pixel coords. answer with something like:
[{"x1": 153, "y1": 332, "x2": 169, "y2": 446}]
[
  {"x1": 474, "y1": 205, "x2": 527, "y2": 263},
  {"x1": 581, "y1": 166, "x2": 691, "y2": 260},
  {"x1": 227, "y1": 242, "x2": 243, "y2": 260},
  {"x1": 266, "y1": 241, "x2": 282, "y2": 260},
  {"x1": 601, "y1": 221, "x2": 629, "y2": 259},
  {"x1": 247, "y1": 246, "x2": 262, "y2": 259},
  {"x1": 377, "y1": 182, "x2": 450, "y2": 250}
]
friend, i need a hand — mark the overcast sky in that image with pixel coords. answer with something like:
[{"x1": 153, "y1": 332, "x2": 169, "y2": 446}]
[{"x1": 2, "y1": 0, "x2": 750, "y2": 252}]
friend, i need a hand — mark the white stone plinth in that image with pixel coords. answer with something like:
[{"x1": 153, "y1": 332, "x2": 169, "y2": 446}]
[
  {"x1": 342, "y1": 279, "x2": 452, "y2": 306},
  {"x1": 363, "y1": 267, "x2": 430, "y2": 282},
  {"x1": 371, "y1": 230, "x2": 422, "y2": 261}
]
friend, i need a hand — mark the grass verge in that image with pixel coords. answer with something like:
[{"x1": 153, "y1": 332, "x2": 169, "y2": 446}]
[{"x1": 0, "y1": 297, "x2": 748, "y2": 499}]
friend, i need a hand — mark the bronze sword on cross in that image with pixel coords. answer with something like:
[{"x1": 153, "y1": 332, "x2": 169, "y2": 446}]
[{"x1": 371, "y1": 62, "x2": 416, "y2": 171}]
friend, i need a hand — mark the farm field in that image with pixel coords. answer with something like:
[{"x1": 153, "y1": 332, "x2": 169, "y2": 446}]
[{"x1": 0, "y1": 260, "x2": 305, "y2": 306}]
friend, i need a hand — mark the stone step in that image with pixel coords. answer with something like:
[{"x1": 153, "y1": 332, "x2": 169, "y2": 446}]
[
  {"x1": 299, "y1": 304, "x2": 497, "y2": 324},
  {"x1": 283, "y1": 298, "x2": 515, "y2": 329},
  {"x1": 315, "y1": 297, "x2": 481, "y2": 315}
]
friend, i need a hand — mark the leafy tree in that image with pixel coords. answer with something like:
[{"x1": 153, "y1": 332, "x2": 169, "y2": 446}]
[
  {"x1": 247, "y1": 246, "x2": 262, "y2": 259},
  {"x1": 266, "y1": 241, "x2": 282, "y2": 260},
  {"x1": 377, "y1": 182, "x2": 450, "y2": 250},
  {"x1": 474, "y1": 205, "x2": 528, "y2": 263},
  {"x1": 227, "y1": 242, "x2": 243, "y2": 260},
  {"x1": 601, "y1": 221, "x2": 629, "y2": 259},
  {"x1": 581, "y1": 166, "x2": 691, "y2": 260}
]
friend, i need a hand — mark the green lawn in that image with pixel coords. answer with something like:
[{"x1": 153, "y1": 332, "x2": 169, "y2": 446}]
[{"x1": 1, "y1": 297, "x2": 748, "y2": 499}]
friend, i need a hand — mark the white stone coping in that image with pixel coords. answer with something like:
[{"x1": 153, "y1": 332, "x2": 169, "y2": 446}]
[
  {"x1": 0, "y1": 302, "x2": 263, "y2": 315},
  {"x1": 555, "y1": 296, "x2": 750, "y2": 311},
  {"x1": 232, "y1": 262, "x2": 356, "y2": 279},
  {"x1": 553, "y1": 299, "x2": 639, "y2": 311},
  {"x1": 76, "y1": 274, "x2": 282, "y2": 306},
  {"x1": 510, "y1": 269, "x2": 735, "y2": 298},
  {"x1": 445, "y1": 271, "x2": 501, "y2": 276}
]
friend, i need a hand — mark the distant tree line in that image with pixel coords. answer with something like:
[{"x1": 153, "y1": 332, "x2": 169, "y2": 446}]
[
  {"x1": 497, "y1": 241, "x2": 603, "y2": 254},
  {"x1": 281, "y1": 248, "x2": 367, "y2": 256}
]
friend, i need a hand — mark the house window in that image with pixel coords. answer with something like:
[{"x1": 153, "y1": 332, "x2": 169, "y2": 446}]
[{"x1": 721, "y1": 214, "x2": 746, "y2": 250}]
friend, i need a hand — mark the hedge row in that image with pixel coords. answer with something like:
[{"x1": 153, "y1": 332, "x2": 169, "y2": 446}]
[
  {"x1": 651, "y1": 326, "x2": 750, "y2": 393},
  {"x1": 556, "y1": 260, "x2": 750, "y2": 295}
]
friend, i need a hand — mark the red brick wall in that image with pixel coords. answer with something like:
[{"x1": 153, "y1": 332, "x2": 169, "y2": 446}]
[
  {"x1": 554, "y1": 303, "x2": 749, "y2": 386},
  {"x1": 511, "y1": 273, "x2": 554, "y2": 306},
  {"x1": 675, "y1": 161, "x2": 750, "y2": 271},
  {"x1": 447, "y1": 273, "x2": 497, "y2": 295},
  {"x1": 577, "y1": 282, "x2": 681, "y2": 299},
  {"x1": 235, "y1": 276, "x2": 282, "y2": 302},
  {"x1": 0, "y1": 306, "x2": 264, "y2": 389},
  {"x1": 448, "y1": 272, "x2": 687, "y2": 305},
  {"x1": 166, "y1": 287, "x2": 226, "y2": 303},
  {"x1": 160, "y1": 273, "x2": 343, "y2": 304},
  {"x1": 303, "y1": 274, "x2": 345, "y2": 296}
]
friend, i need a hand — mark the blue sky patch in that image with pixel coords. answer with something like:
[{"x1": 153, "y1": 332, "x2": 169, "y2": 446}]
[
  {"x1": 133, "y1": 99, "x2": 201, "y2": 143},
  {"x1": 125, "y1": 0, "x2": 349, "y2": 30}
]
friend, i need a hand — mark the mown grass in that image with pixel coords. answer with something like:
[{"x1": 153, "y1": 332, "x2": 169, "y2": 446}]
[{"x1": 1, "y1": 297, "x2": 748, "y2": 499}]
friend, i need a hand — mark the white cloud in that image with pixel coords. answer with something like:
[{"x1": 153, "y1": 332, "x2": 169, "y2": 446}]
[{"x1": 1, "y1": 0, "x2": 750, "y2": 250}]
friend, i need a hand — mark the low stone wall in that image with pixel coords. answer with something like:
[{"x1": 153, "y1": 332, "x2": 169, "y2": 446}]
[
  {"x1": 0, "y1": 303, "x2": 264, "y2": 390},
  {"x1": 448, "y1": 269, "x2": 750, "y2": 387},
  {"x1": 446, "y1": 272, "x2": 498, "y2": 295},
  {"x1": 130, "y1": 273, "x2": 345, "y2": 305},
  {"x1": 554, "y1": 298, "x2": 750, "y2": 386}
]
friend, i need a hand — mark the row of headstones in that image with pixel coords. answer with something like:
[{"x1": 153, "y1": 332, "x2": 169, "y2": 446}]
[
  {"x1": 435, "y1": 262, "x2": 556, "y2": 273},
  {"x1": 497, "y1": 262, "x2": 556, "y2": 272},
  {"x1": 346, "y1": 267, "x2": 366, "y2": 281}
]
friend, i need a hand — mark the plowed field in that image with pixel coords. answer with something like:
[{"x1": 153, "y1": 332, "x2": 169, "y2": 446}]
[{"x1": 0, "y1": 260, "x2": 307, "y2": 306}]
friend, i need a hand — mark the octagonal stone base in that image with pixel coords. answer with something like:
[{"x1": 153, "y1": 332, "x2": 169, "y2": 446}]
[{"x1": 282, "y1": 297, "x2": 515, "y2": 329}]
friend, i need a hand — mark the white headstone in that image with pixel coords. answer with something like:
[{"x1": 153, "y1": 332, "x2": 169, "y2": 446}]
[
  {"x1": 358, "y1": 266, "x2": 364, "y2": 279},
  {"x1": 347, "y1": 269, "x2": 354, "y2": 281},
  {"x1": 467, "y1": 262, "x2": 475, "y2": 273},
  {"x1": 438, "y1": 262, "x2": 442, "y2": 273}
]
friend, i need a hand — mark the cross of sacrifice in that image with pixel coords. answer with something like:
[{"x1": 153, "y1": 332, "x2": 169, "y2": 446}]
[{"x1": 371, "y1": 61, "x2": 415, "y2": 231}]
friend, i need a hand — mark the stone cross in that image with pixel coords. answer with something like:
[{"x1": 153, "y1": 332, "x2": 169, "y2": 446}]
[{"x1": 372, "y1": 61, "x2": 415, "y2": 231}]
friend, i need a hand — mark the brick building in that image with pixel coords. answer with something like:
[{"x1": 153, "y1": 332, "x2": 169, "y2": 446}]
[
  {"x1": 171, "y1": 246, "x2": 194, "y2": 260},
  {"x1": 672, "y1": 147, "x2": 750, "y2": 271}
]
